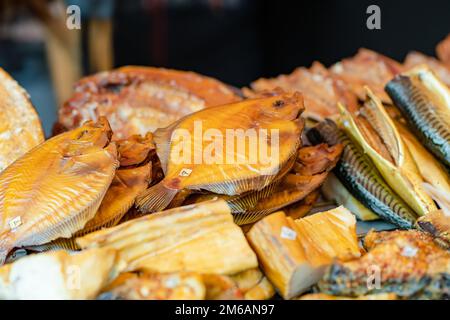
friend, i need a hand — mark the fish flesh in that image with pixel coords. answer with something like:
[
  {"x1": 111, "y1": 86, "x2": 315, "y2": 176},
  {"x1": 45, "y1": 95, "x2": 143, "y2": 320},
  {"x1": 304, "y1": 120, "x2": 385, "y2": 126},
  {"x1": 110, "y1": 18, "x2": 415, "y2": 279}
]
[
  {"x1": 307, "y1": 120, "x2": 418, "y2": 228},
  {"x1": 298, "y1": 293, "x2": 397, "y2": 300},
  {"x1": 0, "y1": 68, "x2": 44, "y2": 172},
  {"x1": 229, "y1": 268, "x2": 276, "y2": 300},
  {"x1": 393, "y1": 118, "x2": 450, "y2": 196},
  {"x1": 282, "y1": 190, "x2": 319, "y2": 220},
  {"x1": 246, "y1": 207, "x2": 360, "y2": 299},
  {"x1": 202, "y1": 274, "x2": 243, "y2": 300},
  {"x1": 136, "y1": 93, "x2": 304, "y2": 213},
  {"x1": 248, "y1": 62, "x2": 358, "y2": 121},
  {"x1": 0, "y1": 248, "x2": 119, "y2": 299},
  {"x1": 318, "y1": 230, "x2": 450, "y2": 299},
  {"x1": 321, "y1": 173, "x2": 379, "y2": 221},
  {"x1": 77, "y1": 200, "x2": 258, "y2": 275},
  {"x1": 437, "y1": 33, "x2": 450, "y2": 67},
  {"x1": 31, "y1": 135, "x2": 154, "y2": 252},
  {"x1": 330, "y1": 48, "x2": 403, "y2": 104},
  {"x1": 417, "y1": 210, "x2": 450, "y2": 249},
  {"x1": 229, "y1": 143, "x2": 342, "y2": 225},
  {"x1": 56, "y1": 66, "x2": 241, "y2": 139},
  {"x1": 338, "y1": 89, "x2": 436, "y2": 216},
  {"x1": 386, "y1": 65, "x2": 450, "y2": 168},
  {"x1": 0, "y1": 118, "x2": 118, "y2": 263},
  {"x1": 404, "y1": 51, "x2": 450, "y2": 87},
  {"x1": 99, "y1": 272, "x2": 207, "y2": 300}
]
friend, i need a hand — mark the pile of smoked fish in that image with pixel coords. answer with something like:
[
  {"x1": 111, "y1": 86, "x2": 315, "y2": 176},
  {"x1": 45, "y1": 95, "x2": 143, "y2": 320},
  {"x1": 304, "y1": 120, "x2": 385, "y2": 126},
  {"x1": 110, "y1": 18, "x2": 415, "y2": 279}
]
[{"x1": 0, "y1": 35, "x2": 450, "y2": 300}]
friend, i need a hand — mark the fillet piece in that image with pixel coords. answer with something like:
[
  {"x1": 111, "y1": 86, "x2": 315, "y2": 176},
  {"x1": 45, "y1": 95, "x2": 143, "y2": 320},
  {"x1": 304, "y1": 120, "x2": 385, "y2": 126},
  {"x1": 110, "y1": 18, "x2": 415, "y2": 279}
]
[
  {"x1": 99, "y1": 271, "x2": 206, "y2": 300},
  {"x1": 417, "y1": 210, "x2": 450, "y2": 249},
  {"x1": 338, "y1": 89, "x2": 436, "y2": 217},
  {"x1": 0, "y1": 118, "x2": 118, "y2": 263},
  {"x1": 57, "y1": 66, "x2": 241, "y2": 139},
  {"x1": 298, "y1": 293, "x2": 397, "y2": 300},
  {"x1": 0, "y1": 248, "x2": 119, "y2": 299},
  {"x1": 330, "y1": 48, "x2": 403, "y2": 103},
  {"x1": 0, "y1": 68, "x2": 44, "y2": 172},
  {"x1": 437, "y1": 34, "x2": 450, "y2": 67},
  {"x1": 77, "y1": 200, "x2": 258, "y2": 275},
  {"x1": 319, "y1": 230, "x2": 450, "y2": 299},
  {"x1": 249, "y1": 62, "x2": 358, "y2": 120},
  {"x1": 231, "y1": 268, "x2": 275, "y2": 300},
  {"x1": 404, "y1": 51, "x2": 450, "y2": 86},
  {"x1": 246, "y1": 207, "x2": 360, "y2": 299},
  {"x1": 230, "y1": 143, "x2": 343, "y2": 225}
]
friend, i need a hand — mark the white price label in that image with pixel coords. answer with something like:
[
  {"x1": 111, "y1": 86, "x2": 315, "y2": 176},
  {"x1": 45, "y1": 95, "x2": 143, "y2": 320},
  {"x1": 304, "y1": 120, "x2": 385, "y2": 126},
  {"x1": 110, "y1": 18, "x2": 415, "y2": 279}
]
[
  {"x1": 9, "y1": 216, "x2": 22, "y2": 230},
  {"x1": 179, "y1": 168, "x2": 193, "y2": 177},
  {"x1": 280, "y1": 226, "x2": 297, "y2": 240}
]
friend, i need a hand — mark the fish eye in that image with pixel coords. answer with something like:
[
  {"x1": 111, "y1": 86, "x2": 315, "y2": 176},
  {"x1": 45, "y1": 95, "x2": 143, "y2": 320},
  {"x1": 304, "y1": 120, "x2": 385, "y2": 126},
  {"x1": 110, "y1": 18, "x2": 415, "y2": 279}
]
[{"x1": 273, "y1": 100, "x2": 284, "y2": 108}]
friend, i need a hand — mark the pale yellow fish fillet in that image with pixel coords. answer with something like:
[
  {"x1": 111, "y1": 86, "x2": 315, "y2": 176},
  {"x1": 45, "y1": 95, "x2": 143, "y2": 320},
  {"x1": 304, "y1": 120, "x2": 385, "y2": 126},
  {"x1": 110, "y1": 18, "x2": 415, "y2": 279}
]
[
  {"x1": 77, "y1": 200, "x2": 258, "y2": 275},
  {"x1": 0, "y1": 248, "x2": 119, "y2": 299}
]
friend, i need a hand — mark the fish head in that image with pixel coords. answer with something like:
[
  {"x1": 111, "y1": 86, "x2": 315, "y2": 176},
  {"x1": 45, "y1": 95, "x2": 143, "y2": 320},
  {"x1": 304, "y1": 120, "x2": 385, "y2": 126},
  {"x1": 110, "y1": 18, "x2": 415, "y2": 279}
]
[
  {"x1": 62, "y1": 117, "x2": 113, "y2": 156},
  {"x1": 255, "y1": 92, "x2": 305, "y2": 122}
]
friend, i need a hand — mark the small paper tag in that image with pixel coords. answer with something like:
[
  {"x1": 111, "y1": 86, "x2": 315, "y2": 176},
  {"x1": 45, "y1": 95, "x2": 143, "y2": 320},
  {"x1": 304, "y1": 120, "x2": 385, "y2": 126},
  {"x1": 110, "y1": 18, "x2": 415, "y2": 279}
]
[
  {"x1": 280, "y1": 226, "x2": 297, "y2": 240},
  {"x1": 9, "y1": 216, "x2": 22, "y2": 230},
  {"x1": 179, "y1": 168, "x2": 193, "y2": 177},
  {"x1": 401, "y1": 245, "x2": 418, "y2": 257}
]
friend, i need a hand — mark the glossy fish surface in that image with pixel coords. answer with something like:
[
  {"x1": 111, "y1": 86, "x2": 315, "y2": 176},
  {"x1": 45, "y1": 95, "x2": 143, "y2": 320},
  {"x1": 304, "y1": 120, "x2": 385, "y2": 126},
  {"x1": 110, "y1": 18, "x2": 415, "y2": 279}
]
[
  {"x1": 136, "y1": 93, "x2": 304, "y2": 213},
  {"x1": 57, "y1": 66, "x2": 241, "y2": 139},
  {"x1": 386, "y1": 65, "x2": 450, "y2": 168},
  {"x1": 230, "y1": 143, "x2": 342, "y2": 225},
  {"x1": 0, "y1": 118, "x2": 118, "y2": 263},
  {"x1": 319, "y1": 230, "x2": 450, "y2": 299},
  {"x1": 307, "y1": 120, "x2": 417, "y2": 229},
  {"x1": 338, "y1": 89, "x2": 436, "y2": 216}
]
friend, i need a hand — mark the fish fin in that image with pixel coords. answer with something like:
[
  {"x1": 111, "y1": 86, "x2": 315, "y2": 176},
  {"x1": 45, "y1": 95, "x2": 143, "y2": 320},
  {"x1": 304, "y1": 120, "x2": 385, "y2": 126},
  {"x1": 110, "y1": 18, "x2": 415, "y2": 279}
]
[
  {"x1": 233, "y1": 208, "x2": 274, "y2": 226},
  {"x1": 136, "y1": 182, "x2": 179, "y2": 213},
  {"x1": 153, "y1": 121, "x2": 179, "y2": 174},
  {"x1": 26, "y1": 237, "x2": 80, "y2": 252}
]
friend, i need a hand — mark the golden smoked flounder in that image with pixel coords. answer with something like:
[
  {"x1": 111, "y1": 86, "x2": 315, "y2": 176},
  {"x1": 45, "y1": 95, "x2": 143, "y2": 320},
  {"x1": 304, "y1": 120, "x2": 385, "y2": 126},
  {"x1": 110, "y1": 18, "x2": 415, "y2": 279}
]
[
  {"x1": 0, "y1": 68, "x2": 44, "y2": 172},
  {"x1": 0, "y1": 118, "x2": 118, "y2": 263},
  {"x1": 136, "y1": 93, "x2": 304, "y2": 213},
  {"x1": 30, "y1": 134, "x2": 154, "y2": 252}
]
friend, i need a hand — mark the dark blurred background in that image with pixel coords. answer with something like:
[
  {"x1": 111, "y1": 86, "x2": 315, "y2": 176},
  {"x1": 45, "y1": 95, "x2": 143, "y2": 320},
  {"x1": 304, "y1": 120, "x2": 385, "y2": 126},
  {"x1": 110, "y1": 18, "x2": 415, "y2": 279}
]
[{"x1": 0, "y1": 0, "x2": 449, "y2": 135}]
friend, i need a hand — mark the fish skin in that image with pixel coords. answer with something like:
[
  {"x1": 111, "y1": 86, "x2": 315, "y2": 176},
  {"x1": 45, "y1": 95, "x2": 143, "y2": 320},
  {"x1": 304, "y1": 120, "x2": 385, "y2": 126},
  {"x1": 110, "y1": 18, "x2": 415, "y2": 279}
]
[
  {"x1": 229, "y1": 143, "x2": 342, "y2": 225},
  {"x1": 0, "y1": 68, "x2": 44, "y2": 173},
  {"x1": 338, "y1": 91, "x2": 436, "y2": 216},
  {"x1": 27, "y1": 134, "x2": 154, "y2": 252},
  {"x1": 0, "y1": 118, "x2": 118, "y2": 263},
  {"x1": 386, "y1": 68, "x2": 450, "y2": 168},
  {"x1": 56, "y1": 66, "x2": 241, "y2": 139},
  {"x1": 318, "y1": 230, "x2": 450, "y2": 299},
  {"x1": 248, "y1": 62, "x2": 359, "y2": 121},
  {"x1": 307, "y1": 120, "x2": 417, "y2": 229},
  {"x1": 136, "y1": 93, "x2": 304, "y2": 213}
]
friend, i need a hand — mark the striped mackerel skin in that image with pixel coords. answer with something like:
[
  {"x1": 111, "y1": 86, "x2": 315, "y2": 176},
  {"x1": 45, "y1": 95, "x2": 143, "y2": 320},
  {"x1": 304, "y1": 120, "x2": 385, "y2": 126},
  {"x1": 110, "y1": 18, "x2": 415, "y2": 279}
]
[
  {"x1": 308, "y1": 121, "x2": 417, "y2": 229},
  {"x1": 386, "y1": 75, "x2": 450, "y2": 168}
]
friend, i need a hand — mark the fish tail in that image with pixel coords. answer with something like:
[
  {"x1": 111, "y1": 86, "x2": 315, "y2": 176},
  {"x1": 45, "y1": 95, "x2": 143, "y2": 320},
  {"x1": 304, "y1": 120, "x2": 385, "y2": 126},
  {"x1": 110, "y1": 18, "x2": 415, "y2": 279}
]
[{"x1": 136, "y1": 182, "x2": 179, "y2": 213}]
